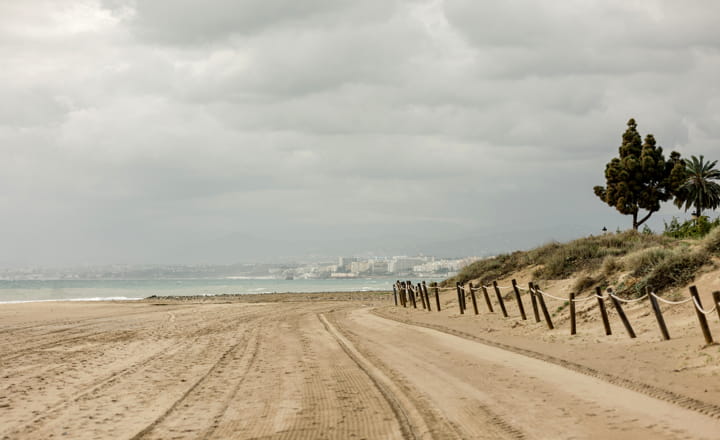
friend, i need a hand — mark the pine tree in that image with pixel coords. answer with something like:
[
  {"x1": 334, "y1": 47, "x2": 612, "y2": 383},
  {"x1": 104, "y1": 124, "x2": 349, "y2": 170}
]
[{"x1": 594, "y1": 119, "x2": 685, "y2": 230}]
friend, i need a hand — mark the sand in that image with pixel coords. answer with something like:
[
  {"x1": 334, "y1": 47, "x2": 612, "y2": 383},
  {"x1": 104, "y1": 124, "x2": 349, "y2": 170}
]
[{"x1": 1, "y1": 290, "x2": 720, "y2": 439}]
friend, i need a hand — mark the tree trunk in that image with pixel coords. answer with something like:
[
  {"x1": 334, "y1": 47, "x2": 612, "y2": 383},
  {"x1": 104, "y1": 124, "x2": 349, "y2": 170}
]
[{"x1": 634, "y1": 210, "x2": 654, "y2": 230}]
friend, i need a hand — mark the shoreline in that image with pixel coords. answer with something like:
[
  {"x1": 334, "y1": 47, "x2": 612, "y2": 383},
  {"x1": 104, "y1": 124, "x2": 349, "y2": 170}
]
[
  {"x1": 0, "y1": 290, "x2": 393, "y2": 305},
  {"x1": 141, "y1": 290, "x2": 393, "y2": 304},
  {"x1": 0, "y1": 278, "x2": 400, "y2": 304}
]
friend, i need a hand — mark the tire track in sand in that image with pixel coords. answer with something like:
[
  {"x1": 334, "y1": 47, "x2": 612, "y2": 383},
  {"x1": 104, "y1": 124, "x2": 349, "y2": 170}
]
[
  {"x1": 324, "y1": 312, "x2": 525, "y2": 440},
  {"x1": 363, "y1": 308, "x2": 720, "y2": 439},
  {"x1": 0, "y1": 306, "x2": 257, "y2": 406},
  {"x1": 279, "y1": 310, "x2": 404, "y2": 440},
  {"x1": 1, "y1": 306, "x2": 266, "y2": 439},
  {"x1": 0, "y1": 307, "x2": 188, "y2": 355},
  {"x1": 130, "y1": 327, "x2": 261, "y2": 440},
  {"x1": 206, "y1": 305, "x2": 405, "y2": 440},
  {"x1": 318, "y1": 313, "x2": 431, "y2": 440},
  {"x1": 373, "y1": 308, "x2": 720, "y2": 420}
]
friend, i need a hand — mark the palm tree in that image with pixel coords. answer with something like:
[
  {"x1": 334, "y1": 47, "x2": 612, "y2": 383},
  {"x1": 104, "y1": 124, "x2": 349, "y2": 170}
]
[{"x1": 673, "y1": 155, "x2": 720, "y2": 218}]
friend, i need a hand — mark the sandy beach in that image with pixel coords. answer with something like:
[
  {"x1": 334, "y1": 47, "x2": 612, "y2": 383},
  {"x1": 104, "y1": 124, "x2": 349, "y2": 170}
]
[{"x1": 2, "y1": 289, "x2": 720, "y2": 440}]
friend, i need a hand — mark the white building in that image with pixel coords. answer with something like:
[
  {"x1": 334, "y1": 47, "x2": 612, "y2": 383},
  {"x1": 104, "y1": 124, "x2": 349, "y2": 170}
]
[{"x1": 388, "y1": 257, "x2": 427, "y2": 274}]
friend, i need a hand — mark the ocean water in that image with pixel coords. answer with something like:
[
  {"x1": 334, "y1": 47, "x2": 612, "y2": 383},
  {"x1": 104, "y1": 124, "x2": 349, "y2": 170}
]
[{"x1": 0, "y1": 278, "x2": 427, "y2": 304}]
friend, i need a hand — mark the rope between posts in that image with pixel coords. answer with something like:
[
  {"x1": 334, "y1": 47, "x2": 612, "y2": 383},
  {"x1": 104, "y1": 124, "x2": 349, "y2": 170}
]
[
  {"x1": 650, "y1": 292, "x2": 693, "y2": 305},
  {"x1": 609, "y1": 293, "x2": 648, "y2": 303},
  {"x1": 692, "y1": 296, "x2": 718, "y2": 315},
  {"x1": 534, "y1": 289, "x2": 568, "y2": 302},
  {"x1": 529, "y1": 287, "x2": 601, "y2": 303},
  {"x1": 571, "y1": 294, "x2": 597, "y2": 303}
]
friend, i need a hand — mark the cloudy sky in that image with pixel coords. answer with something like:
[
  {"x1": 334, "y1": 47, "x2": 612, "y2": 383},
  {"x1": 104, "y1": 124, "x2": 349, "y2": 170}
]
[{"x1": 2, "y1": 1, "x2": 720, "y2": 265}]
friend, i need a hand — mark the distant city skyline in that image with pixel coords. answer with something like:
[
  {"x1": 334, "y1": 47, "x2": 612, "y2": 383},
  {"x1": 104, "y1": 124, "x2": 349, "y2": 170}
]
[{"x1": 0, "y1": 255, "x2": 479, "y2": 280}]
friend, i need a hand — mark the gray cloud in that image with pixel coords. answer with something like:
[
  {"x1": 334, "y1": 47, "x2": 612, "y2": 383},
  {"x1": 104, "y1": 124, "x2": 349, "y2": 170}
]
[
  {"x1": 122, "y1": 0, "x2": 392, "y2": 44},
  {"x1": 1, "y1": 0, "x2": 720, "y2": 265}
]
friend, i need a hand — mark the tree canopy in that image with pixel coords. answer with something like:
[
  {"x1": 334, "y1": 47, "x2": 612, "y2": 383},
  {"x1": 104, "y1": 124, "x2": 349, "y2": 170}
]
[
  {"x1": 594, "y1": 119, "x2": 685, "y2": 230},
  {"x1": 673, "y1": 155, "x2": 720, "y2": 218}
]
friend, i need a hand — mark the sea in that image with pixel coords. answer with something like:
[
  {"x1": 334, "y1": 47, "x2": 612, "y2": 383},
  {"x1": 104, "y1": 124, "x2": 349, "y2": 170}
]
[{"x1": 0, "y1": 278, "x2": 437, "y2": 304}]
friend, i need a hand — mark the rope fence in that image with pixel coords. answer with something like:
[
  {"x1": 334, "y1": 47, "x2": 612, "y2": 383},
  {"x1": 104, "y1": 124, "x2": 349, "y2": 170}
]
[
  {"x1": 609, "y1": 293, "x2": 648, "y2": 303},
  {"x1": 391, "y1": 278, "x2": 720, "y2": 345},
  {"x1": 692, "y1": 296, "x2": 717, "y2": 315},
  {"x1": 483, "y1": 284, "x2": 512, "y2": 290},
  {"x1": 650, "y1": 292, "x2": 692, "y2": 305},
  {"x1": 570, "y1": 294, "x2": 599, "y2": 303}
]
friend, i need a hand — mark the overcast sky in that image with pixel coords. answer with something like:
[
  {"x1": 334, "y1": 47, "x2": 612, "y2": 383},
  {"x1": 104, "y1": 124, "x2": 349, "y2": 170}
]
[{"x1": 2, "y1": 1, "x2": 720, "y2": 265}]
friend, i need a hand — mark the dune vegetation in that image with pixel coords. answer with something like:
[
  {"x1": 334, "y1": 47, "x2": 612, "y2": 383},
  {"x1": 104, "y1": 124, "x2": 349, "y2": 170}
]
[{"x1": 448, "y1": 221, "x2": 720, "y2": 297}]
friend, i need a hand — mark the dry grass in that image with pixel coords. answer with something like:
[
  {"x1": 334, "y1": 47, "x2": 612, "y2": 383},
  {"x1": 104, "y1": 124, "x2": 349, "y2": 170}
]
[
  {"x1": 450, "y1": 230, "x2": 709, "y2": 296},
  {"x1": 601, "y1": 256, "x2": 622, "y2": 276},
  {"x1": 572, "y1": 275, "x2": 599, "y2": 293},
  {"x1": 619, "y1": 248, "x2": 709, "y2": 297},
  {"x1": 448, "y1": 251, "x2": 526, "y2": 286},
  {"x1": 530, "y1": 231, "x2": 669, "y2": 279},
  {"x1": 622, "y1": 246, "x2": 673, "y2": 276},
  {"x1": 703, "y1": 227, "x2": 720, "y2": 255}
]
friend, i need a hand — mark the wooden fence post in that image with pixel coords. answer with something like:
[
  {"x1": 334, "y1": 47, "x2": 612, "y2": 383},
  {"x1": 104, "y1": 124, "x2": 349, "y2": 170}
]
[
  {"x1": 481, "y1": 285, "x2": 494, "y2": 312},
  {"x1": 434, "y1": 282, "x2": 441, "y2": 311},
  {"x1": 393, "y1": 284, "x2": 398, "y2": 306},
  {"x1": 399, "y1": 282, "x2": 406, "y2": 307},
  {"x1": 569, "y1": 292, "x2": 576, "y2": 335},
  {"x1": 529, "y1": 282, "x2": 540, "y2": 323},
  {"x1": 648, "y1": 288, "x2": 670, "y2": 341},
  {"x1": 460, "y1": 283, "x2": 467, "y2": 311},
  {"x1": 422, "y1": 281, "x2": 431, "y2": 311},
  {"x1": 689, "y1": 285, "x2": 713, "y2": 345},
  {"x1": 713, "y1": 291, "x2": 720, "y2": 324},
  {"x1": 456, "y1": 282, "x2": 464, "y2": 314},
  {"x1": 468, "y1": 282, "x2": 479, "y2": 315},
  {"x1": 608, "y1": 290, "x2": 636, "y2": 339},
  {"x1": 493, "y1": 281, "x2": 508, "y2": 317},
  {"x1": 511, "y1": 279, "x2": 527, "y2": 320},
  {"x1": 409, "y1": 283, "x2": 417, "y2": 309},
  {"x1": 534, "y1": 283, "x2": 554, "y2": 330},
  {"x1": 420, "y1": 283, "x2": 429, "y2": 311},
  {"x1": 596, "y1": 286, "x2": 612, "y2": 336},
  {"x1": 417, "y1": 283, "x2": 427, "y2": 310}
]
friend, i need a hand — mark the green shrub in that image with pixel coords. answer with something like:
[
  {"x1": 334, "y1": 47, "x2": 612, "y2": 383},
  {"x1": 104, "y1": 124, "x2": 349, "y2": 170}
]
[{"x1": 663, "y1": 216, "x2": 720, "y2": 239}]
